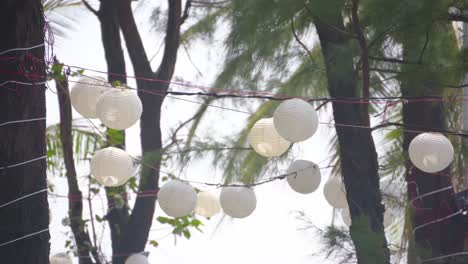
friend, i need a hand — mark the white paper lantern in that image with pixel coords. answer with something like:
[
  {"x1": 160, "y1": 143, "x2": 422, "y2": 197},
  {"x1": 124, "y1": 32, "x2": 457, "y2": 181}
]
[
  {"x1": 96, "y1": 88, "x2": 142, "y2": 130},
  {"x1": 408, "y1": 132, "x2": 454, "y2": 173},
  {"x1": 341, "y1": 208, "x2": 352, "y2": 226},
  {"x1": 195, "y1": 191, "x2": 221, "y2": 218},
  {"x1": 50, "y1": 253, "x2": 72, "y2": 264},
  {"x1": 125, "y1": 253, "x2": 150, "y2": 264},
  {"x1": 273, "y1": 98, "x2": 319, "y2": 142},
  {"x1": 220, "y1": 183, "x2": 256, "y2": 218},
  {"x1": 286, "y1": 160, "x2": 321, "y2": 194},
  {"x1": 323, "y1": 176, "x2": 347, "y2": 208},
  {"x1": 248, "y1": 118, "x2": 290, "y2": 157},
  {"x1": 70, "y1": 76, "x2": 110, "y2": 118},
  {"x1": 90, "y1": 147, "x2": 134, "y2": 187},
  {"x1": 158, "y1": 180, "x2": 197, "y2": 218}
]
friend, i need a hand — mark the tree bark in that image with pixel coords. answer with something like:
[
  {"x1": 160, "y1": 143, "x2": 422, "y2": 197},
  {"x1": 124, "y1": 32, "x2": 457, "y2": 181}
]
[
  {"x1": 96, "y1": 1, "x2": 130, "y2": 262},
  {"x1": 55, "y1": 65, "x2": 101, "y2": 264},
  {"x1": 314, "y1": 9, "x2": 390, "y2": 264},
  {"x1": 115, "y1": 0, "x2": 182, "y2": 261},
  {"x1": 401, "y1": 60, "x2": 464, "y2": 263},
  {"x1": 0, "y1": 0, "x2": 50, "y2": 263}
]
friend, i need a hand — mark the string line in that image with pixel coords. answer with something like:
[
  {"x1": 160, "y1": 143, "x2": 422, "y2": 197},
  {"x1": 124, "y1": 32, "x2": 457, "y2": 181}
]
[
  {"x1": 0, "y1": 155, "x2": 46, "y2": 170},
  {"x1": 0, "y1": 117, "x2": 46, "y2": 128},
  {"x1": 0, "y1": 228, "x2": 49, "y2": 248},
  {"x1": 0, "y1": 189, "x2": 48, "y2": 209},
  {"x1": 0, "y1": 44, "x2": 45, "y2": 56}
]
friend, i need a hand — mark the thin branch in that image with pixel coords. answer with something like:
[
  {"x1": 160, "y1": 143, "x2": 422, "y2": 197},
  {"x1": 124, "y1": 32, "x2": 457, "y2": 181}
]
[
  {"x1": 181, "y1": 0, "x2": 193, "y2": 25},
  {"x1": 290, "y1": 17, "x2": 314, "y2": 61},
  {"x1": 351, "y1": 0, "x2": 370, "y2": 99},
  {"x1": 82, "y1": 0, "x2": 99, "y2": 17},
  {"x1": 417, "y1": 31, "x2": 430, "y2": 64}
]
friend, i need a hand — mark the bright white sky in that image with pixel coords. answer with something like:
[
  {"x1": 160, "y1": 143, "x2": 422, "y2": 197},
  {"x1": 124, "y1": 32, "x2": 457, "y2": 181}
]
[{"x1": 46, "y1": 2, "x2": 342, "y2": 264}]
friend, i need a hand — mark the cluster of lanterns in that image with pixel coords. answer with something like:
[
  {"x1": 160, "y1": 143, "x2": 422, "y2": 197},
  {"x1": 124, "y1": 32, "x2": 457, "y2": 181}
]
[
  {"x1": 71, "y1": 76, "x2": 142, "y2": 130},
  {"x1": 70, "y1": 77, "x2": 456, "y2": 222}
]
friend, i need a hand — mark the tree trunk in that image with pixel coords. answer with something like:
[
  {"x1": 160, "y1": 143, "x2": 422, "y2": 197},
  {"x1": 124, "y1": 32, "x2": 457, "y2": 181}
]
[
  {"x1": 115, "y1": 0, "x2": 182, "y2": 261},
  {"x1": 55, "y1": 65, "x2": 100, "y2": 264},
  {"x1": 401, "y1": 55, "x2": 464, "y2": 264},
  {"x1": 314, "y1": 11, "x2": 390, "y2": 264},
  {"x1": 96, "y1": 1, "x2": 130, "y2": 262},
  {"x1": 0, "y1": 0, "x2": 50, "y2": 263}
]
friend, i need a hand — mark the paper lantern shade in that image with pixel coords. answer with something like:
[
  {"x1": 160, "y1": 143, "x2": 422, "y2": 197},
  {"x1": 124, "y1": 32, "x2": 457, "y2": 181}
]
[
  {"x1": 195, "y1": 191, "x2": 221, "y2": 218},
  {"x1": 125, "y1": 254, "x2": 150, "y2": 264},
  {"x1": 220, "y1": 184, "x2": 256, "y2": 218},
  {"x1": 96, "y1": 88, "x2": 142, "y2": 130},
  {"x1": 323, "y1": 177, "x2": 347, "y2": 208},
  {"x1": 70, "y1": 76, "x2": 110, "y2": 118},
  {"x1": 341, "y1": 208, "x2": 352, "y2": 226},
  {"x1": 286, "y1": 160, "x2": 321, "y2": 194},
  {"x1": 50, "y1": 253, "x2": 72, "y2": 264},
  {"x1": 408, "y1": 133, "x2": 454, "y2": 173},
  {"x1": 90, "y1": 147, "x2": 134, "y2": 187},
  {"x1": 273, "y1": 98, "x2": 319, "y2": 142},
  {"x1": 248, "y1": 118, "x2": 290, "y2": 157},
  {"x1": 158, "y1": 180, "x2": 197, "y2": 218}
]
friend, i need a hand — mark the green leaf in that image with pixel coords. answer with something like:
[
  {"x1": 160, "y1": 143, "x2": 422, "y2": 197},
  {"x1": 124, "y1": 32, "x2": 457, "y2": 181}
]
[{"x1": 149, "y1": 240, "x2": 159, "y2": 247}]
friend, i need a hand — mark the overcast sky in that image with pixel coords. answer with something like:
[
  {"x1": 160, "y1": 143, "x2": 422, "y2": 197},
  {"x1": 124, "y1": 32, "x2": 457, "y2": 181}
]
[{"x1": 46, "y1": 2, "x2": 341, "y2": 263}]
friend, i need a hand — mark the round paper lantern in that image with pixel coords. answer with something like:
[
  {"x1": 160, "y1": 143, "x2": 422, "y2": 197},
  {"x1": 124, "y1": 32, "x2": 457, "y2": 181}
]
[
  {"x1": 195, "y1": 191, "x2": 221, "y2": 218},
  {"x1": 158, "y1": 180, "x2": 197, "y2": 217},
  {"x1": 341, "y1": 208, "x2": 352, "y2": 226},
  {"x1": 220, "y1": 184, "x2": 256, "y2": 218},
  {"x1": 273, "y1": 98, "x2": 319, "y2": 142},
  {"x1": 70, "y1": 76, "x2": 110, "y2": 118},
  {"x1": 286, "y1": 160, "x2": 321, "y2": 194},
  {"x1": 90, "y1": 147, "x2": 134, "y2": 187},
  {"x1": 50, "y1": 253, "x2": 72, "y2": 264},
  {"x1": 323, "y1": 176, "x2": 347, "y2": 208},
  {"x1": 248, "y1": 118, "x2": 290, "y2": 157},
  {"x1": 408, "y1": 132, "x2": 454, "y2": 173},
  {"x1": 125, "y1": 253, "x2": 150, "y2": 264},
  {"x1": 96, "y1": 88, "x2": 142, "y2": 130}
]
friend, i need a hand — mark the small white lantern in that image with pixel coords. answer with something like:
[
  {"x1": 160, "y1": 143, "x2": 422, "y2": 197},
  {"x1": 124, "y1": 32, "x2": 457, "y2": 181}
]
[
  {"x1": 96, "y1": 88, "x2": 143, "y2": 130},
  {"x1": 90, "y1": 147, "x2": 134, "y2": 187},
  {"x1": 341, "y1": 208, "x2": 352, "y2": 226},
  {"x1": 220, "y1": 183, "x2": 256, "y2": 218},
  {"x1": 125, "y1": 253, "x2": 150, "y2": 264},
  {"x1": 323, "y1": 176, "x2": 347, "y2": 208},
  {"x1": 273, "y1": 98, "x2": 319, "y2": 142},
  {"x1": 408, "y1": 132, "x2": 454, "y2": 173},
  {"x1": 248, "y1": 118, "x2": 290, "y2": 157},
  {"x1": 50, "y1": 253, "x2": 72, "y2": 264},
  {"x1": 158, "y1": 180, "x2": 197, "y2": 218},
  {"x1": 195, "y1": 191, "x2": 221, "y2": 218},
  {"x1": 70, "y1": 76, "x2": 110, "y2": 118},
  {"x1": 286, "y1": 160, "x2": 321, "y2": 194}
]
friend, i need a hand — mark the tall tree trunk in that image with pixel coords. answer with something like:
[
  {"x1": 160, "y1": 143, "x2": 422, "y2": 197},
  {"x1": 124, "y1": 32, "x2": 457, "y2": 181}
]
[
  {"x1": 313, "y1": 7, "x2": 390, "y2": 264},
  {"x1": 55, "y1": 63, "x2": 101, "y2": 264},
  {"x1": 96, "y1": 1, "x2": 130, "y2": 262},
  {"x1": 115, "y1": 0, "x2": 182, "y2": 261},
  {"x1": 0, "y1": 0, "x2": 50, "y2": 263},
  {"x1": 401, "y1": 31, "x2": 464, "y2": 262}
]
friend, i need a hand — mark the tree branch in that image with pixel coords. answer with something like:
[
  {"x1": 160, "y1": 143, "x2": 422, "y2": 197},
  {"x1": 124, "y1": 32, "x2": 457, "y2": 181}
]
[
  {"x1": 181, "y1": 0, "x2": 192, "y2": 25},
  {"x1": 351, "y1": 0, "x2": 370, "y2": 99},
  {"x1": 290, "y1": 17, "x2": 315, "y2": 61},
  {"x1": 82, "y1": 0, "x2": 100, "y2": 17},
  {"x1": 55, "y1": 58, "x2": 101, "y2": 264}
]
